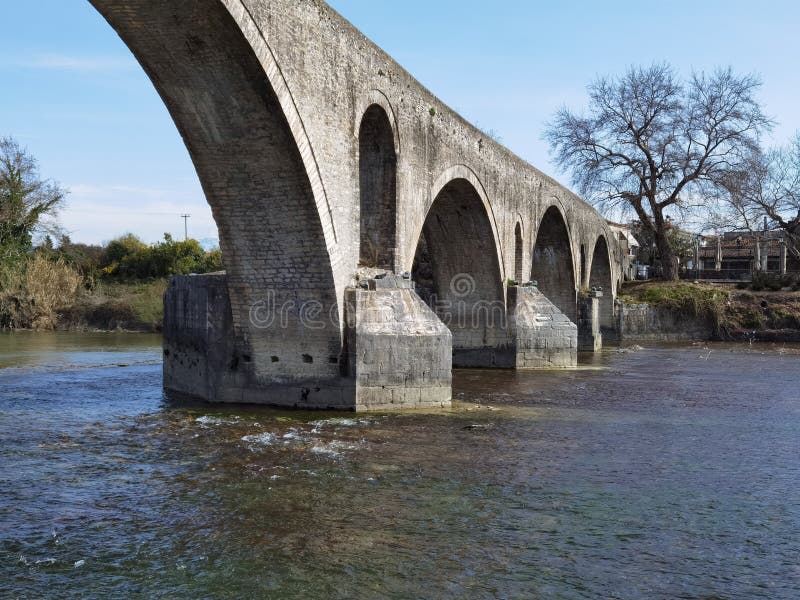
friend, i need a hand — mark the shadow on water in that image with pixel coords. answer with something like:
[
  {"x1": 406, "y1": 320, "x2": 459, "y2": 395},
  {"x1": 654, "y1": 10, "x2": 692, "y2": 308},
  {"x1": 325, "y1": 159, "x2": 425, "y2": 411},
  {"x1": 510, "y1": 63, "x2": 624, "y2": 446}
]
[{"x1": 1, "y1": 332, "x2": 800, "y2": 598}]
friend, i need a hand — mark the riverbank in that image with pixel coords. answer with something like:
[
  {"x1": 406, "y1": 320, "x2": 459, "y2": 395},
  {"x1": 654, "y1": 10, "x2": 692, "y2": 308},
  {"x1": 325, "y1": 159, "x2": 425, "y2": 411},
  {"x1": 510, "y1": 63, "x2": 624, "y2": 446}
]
[
  {"x1": 23, "y1": 279, "x2": 167, "y2": 333},
  {"x1": 59, "y1": 279, "x2": 166, "y2": 333},
  {"x1": 9, "y1": 277, "x2": 800, "y2": 341},
  {"x1": 619, "y1": 280, "x2": 800, "y2": 342}
]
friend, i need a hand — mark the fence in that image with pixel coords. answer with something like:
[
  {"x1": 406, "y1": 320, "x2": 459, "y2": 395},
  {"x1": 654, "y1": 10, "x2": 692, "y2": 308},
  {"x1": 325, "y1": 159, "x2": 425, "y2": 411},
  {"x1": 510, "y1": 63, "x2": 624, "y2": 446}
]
[{"x1": 679, "y1": 269, "x2": 800, "y2": 282}]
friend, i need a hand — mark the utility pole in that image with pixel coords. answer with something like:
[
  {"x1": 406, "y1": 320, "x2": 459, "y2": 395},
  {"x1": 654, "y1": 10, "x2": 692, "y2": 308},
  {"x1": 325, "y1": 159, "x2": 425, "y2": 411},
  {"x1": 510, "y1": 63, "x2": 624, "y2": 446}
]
[{"x1": 181, "y1": 214, "x2": 191, "y2": 241}]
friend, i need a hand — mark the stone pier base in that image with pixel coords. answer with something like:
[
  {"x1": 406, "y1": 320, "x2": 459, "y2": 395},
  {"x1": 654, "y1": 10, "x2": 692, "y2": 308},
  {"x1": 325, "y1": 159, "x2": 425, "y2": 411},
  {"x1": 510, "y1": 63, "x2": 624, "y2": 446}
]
[
  {"x1": 163, "y1": 273, "x2": 452, "y2": 411},
  {"x1": 578, "y1": 293, "x2": 603, "y2": 352},
  {"x1": 509, "y1": 285, "x2": 578, "y2": 368},
  {"x1": 344, "y1": 275, "x2": 452, "y2": 411}
]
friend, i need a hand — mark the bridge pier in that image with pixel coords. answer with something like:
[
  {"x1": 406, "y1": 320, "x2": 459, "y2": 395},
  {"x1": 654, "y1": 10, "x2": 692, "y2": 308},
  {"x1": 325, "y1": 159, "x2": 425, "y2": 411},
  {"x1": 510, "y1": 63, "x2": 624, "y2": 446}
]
[
  {"x1": 163, "y1": 273, "x2": 452, "y2": 411},
  {"x1": 343, "y1": 275, "x2": 452, "y2": 411},
  {"x1": 509, "y1": 285, "x2": 578, "y2": 368},
  {"x1": 577, "y1": 291, "x2": 603, "y2": 352}
]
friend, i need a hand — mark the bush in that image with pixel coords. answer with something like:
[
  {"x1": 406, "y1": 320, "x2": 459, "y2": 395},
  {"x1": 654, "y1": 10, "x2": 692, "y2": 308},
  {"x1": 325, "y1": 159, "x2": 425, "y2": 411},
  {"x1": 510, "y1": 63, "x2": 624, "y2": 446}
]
[
  {"x1": 0, "y1": 254, "x2": 83, "y2": 329},
  {"x1": 748, "y1": 272, "x2": 798, "y2": 292},
  {"x1": 101, "y1": 233, "x2": 223, "y2": 279},
  {"x1": 63, "y1": 279, "x2": 168, "y2": 332}
]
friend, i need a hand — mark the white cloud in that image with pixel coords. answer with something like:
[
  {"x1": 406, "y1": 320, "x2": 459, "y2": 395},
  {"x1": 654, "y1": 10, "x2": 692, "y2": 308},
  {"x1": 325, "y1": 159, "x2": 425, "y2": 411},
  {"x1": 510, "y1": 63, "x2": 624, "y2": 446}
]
[{"x1": 2, "y1": 53, "x2": 136, "y2": 72}]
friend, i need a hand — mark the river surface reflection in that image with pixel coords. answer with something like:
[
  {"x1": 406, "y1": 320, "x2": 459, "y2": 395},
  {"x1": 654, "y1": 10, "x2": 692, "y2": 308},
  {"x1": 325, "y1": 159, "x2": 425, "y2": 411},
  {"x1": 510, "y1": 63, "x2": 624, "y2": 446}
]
[{"x1": 1, "y1": 332, "x2": 799, "y2": 598}]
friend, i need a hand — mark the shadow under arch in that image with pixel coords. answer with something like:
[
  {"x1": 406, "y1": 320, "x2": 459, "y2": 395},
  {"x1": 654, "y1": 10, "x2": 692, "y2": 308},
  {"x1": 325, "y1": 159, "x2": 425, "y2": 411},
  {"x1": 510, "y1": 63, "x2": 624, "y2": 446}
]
[
  {"x1": 411, "y1": 178, "x2": 507, "y2": 367},
  {"x1": 91, "y1": 0, "x2": 342, "y2": 385},
  {"x1": 589, "y1": 235, "x2": 615, "y2": 331},
  {"x1": 514, "y1": 222, "x2": 524, "y2": 283},
  {"x1": 358, "y1": 104, "x2": 397, "y2": 270},
  {"x1": 531, "y1": 205, "x2": 577, "y2": 322}
]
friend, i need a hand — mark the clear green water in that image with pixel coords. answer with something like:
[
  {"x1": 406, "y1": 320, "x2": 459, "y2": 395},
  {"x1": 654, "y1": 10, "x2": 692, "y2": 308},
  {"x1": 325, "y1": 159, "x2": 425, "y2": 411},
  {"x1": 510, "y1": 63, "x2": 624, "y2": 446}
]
[{"x1": 1, "y1": 332, "x2": 799, "y2": 599}]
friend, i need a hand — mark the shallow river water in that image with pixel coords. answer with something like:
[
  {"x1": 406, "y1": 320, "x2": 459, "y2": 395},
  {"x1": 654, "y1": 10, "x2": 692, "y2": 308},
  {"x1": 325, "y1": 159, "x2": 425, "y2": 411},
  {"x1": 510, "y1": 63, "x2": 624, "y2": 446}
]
[{"x1": 1, "y1": 332, "x2": 799, "y2": 599}]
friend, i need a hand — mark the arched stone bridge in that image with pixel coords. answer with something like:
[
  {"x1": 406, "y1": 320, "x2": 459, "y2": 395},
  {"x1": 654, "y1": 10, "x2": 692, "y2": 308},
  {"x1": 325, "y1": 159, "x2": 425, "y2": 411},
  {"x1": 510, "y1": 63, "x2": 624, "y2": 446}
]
[{"x1": 90, "y1": 0, "x2": 625, "y2": 410}]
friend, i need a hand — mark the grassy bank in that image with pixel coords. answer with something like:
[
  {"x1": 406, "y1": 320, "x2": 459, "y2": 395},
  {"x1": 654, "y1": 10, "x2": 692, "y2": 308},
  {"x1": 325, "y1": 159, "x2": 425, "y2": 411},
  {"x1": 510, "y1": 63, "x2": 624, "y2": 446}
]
[
  {"x1": 1, "y1": 263, "x2": 167, "y2": 333},
  {"x1": 2, "y1": 233, "x2": 222, "y2": 333},
  {"x1": 621, "y1": 280, "x2": 800, "y2": 338},
  {"x1": 60, "y1": 279, "x2": 168, "y2": 333}
]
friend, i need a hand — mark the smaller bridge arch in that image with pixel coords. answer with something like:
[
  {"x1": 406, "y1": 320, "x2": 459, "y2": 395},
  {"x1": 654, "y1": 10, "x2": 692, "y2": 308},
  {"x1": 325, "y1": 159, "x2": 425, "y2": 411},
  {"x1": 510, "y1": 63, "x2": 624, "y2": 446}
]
[
  {"x1": 514, "y1": 221, "x2": 524, "y2": 283},
  {"x1": 354, "y1": 89, "x2": 402, "y2": 155},
  {"x1": 358, "y1": 103, "x2": 398, "y2": 270},
  {"x1": 406, "y1": 164, "x2": 505, "y2": 277},
  {"x1": 589, "y1": 235, "x2": 615, "y2": 331}
]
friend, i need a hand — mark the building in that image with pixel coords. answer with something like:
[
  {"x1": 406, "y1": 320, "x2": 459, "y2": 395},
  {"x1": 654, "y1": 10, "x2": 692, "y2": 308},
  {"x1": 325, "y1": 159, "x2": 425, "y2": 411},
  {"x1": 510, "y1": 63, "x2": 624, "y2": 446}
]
[
  {"x1": 607, "y1": 221, "x2": 640, "y2": 280},
  {"x1": 696, "y1": 231, "x2": 800, "y2": 279}
]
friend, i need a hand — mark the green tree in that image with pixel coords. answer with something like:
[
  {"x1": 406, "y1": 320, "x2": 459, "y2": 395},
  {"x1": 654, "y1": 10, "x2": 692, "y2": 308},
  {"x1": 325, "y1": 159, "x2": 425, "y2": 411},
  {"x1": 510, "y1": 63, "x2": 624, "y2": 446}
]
[
  {"x1": 0, "y1": 137, "x2": 66, "y2": 278},
  {"x1": 100, "y1": 233, "x2": 222, "y2": 279}
]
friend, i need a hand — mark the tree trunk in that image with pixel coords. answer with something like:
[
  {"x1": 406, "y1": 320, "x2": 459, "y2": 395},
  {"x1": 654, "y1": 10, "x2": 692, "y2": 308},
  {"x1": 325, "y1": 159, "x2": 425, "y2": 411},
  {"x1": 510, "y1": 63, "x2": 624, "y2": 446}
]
[{"x1": 655, "y1": 230, "x2": 679, "y2": 280}]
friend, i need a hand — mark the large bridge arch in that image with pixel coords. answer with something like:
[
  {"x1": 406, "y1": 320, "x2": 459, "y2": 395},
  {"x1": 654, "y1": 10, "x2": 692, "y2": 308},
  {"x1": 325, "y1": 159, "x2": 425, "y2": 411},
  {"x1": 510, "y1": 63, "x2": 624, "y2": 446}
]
[
  {"x1": 531, "y1": 205, "x2": 578, "y2": 322},
  {"x1": 91, "y1": 0, "x2": 343, "y2": 387},
  {"x1": 411, "y1": 176, "x2": 507, "y2": 367}
]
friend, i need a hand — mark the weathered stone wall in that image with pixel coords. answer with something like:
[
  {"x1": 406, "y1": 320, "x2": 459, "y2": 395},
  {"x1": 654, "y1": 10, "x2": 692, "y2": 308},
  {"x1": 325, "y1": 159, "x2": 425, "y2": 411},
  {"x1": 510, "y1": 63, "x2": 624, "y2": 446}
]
[
  {"x1": 618, "y1": 303, "x2": 714, "y2": 342},
  {"x1": 164, "y1": 274, "x2": 357, "y2": 408},
  {"x1": 163, "y1": 274, "x2": 236, "y2": 402},
  {"x1": 164, "y1": 273, "x2": 453, "y2": 410}
]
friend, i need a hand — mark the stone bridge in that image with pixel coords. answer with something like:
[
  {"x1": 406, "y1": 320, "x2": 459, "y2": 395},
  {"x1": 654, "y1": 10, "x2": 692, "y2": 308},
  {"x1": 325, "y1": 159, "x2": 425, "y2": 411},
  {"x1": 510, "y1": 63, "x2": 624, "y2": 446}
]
[{"x1": 90, "y1": 0, "x2": 625, "y2": 411}]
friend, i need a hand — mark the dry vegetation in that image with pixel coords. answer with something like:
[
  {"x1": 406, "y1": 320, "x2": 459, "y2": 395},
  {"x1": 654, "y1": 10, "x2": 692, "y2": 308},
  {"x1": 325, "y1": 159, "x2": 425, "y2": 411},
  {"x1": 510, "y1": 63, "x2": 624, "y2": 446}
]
[{"x1": 0, "y1": 255, "x2": 82, "y2": 329}]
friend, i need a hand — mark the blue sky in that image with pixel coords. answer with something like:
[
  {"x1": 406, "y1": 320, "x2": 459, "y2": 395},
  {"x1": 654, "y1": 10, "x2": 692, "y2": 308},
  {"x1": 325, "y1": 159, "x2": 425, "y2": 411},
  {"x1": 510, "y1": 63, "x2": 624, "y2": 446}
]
[{"x1": 2, "y1": 0, "x2": 799, "y2": 245}]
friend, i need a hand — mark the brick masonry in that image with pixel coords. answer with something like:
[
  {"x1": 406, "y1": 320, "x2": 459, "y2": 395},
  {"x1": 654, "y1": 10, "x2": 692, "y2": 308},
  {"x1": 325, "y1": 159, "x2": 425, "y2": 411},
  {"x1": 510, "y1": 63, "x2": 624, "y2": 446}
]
[
  {"x1": 91, "y1": 0, "x2": 626, "y2": 408},
  {"x1": 164, "y1": 273, "x2": 452, "y2": 410}
]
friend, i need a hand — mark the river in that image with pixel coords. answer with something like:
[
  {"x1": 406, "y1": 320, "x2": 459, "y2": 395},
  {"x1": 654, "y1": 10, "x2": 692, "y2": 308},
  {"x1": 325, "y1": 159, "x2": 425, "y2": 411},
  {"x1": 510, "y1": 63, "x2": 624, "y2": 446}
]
[{"x1": 1, "y1": 332, "x2": 799, "y2": 599}]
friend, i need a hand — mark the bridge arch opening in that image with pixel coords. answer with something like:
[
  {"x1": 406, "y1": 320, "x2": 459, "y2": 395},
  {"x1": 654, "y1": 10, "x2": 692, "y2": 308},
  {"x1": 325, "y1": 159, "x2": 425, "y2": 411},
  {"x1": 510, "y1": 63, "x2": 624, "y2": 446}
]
[
  {"x1": 514, "y1": 223, "x2": 524, "y2": 283},
  {"x1": 359, "y1": 104, "x2": 397, "y2": 270},
  {"x1": 412, "y1": 178, "x2": 506, "y2": 367},
  {"x1": 579, "y1": 244, "x2": 587, "y2": 288},
  {"x1": 589, "y1": 235, "x2": 615, "y2": 331},
  {"x1": 531, "y1": 206, "x2": 577, "y2": 322},
  {"x1": 91, "y1": 0, "x2": 341, "y2": 388}
]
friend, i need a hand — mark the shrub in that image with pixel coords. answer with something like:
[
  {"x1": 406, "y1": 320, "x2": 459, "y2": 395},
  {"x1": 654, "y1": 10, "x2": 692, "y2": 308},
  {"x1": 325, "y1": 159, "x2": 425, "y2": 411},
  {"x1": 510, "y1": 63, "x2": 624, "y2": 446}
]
[
  {"x1": 0, "y1": 254, "x2": 82, "y2": 329},
  {"x1": 101, "y1": 233, "x2": 222, "y2": 279},
  {"x1": 749, "y1": 272, "x2": 794, "y2": 292}
]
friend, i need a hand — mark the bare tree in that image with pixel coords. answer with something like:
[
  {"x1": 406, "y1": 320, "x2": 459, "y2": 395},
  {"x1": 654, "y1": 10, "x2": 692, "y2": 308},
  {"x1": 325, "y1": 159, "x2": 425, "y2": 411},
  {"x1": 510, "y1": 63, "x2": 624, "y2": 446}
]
[
  {"x1": 544, "y1": 64, "x2": 772, "y2": 279},
  {"x1": 719, "y1": 135, "x2": 800, "y2": 260},
  {"x1": 0, "y1": 137, "x2": 66, "y2": 267}
]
